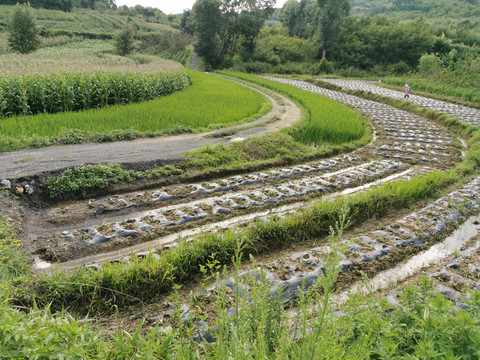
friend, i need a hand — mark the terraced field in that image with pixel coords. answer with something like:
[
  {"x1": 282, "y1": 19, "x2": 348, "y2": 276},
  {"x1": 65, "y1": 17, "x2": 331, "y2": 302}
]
[
  {"x1": 21, "y1": 76, "x2": 477, "y2": 300},
  {"x1": 2, "y1": 75, "x2": 479, "y2": 350}
]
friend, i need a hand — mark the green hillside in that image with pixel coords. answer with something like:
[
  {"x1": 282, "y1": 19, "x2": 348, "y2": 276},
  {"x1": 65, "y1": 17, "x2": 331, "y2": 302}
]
[
  {"x1": 351, "y1": 0, "x2": 480, "y2": 20},
  {"x1": 0, "y1": 4, "x2": 178, "y2": 54}
]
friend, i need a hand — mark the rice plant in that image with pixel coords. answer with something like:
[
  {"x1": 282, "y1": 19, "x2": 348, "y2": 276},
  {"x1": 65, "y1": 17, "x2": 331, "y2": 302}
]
[{"x1": 219, "y1": 71, "x2": 366, "y2": 145}]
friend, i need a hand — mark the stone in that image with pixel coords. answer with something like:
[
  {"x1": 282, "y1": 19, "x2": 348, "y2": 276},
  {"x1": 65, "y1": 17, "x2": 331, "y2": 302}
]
[
  {"x1": 24, "y1": 185, "x2": 34, "y2": 195},
  {"x1": 1, "y1": 180, "x2": 11, "y2": 189},
  {"x1": 15, "y1": 185, "x2": 24, "y2": 195}
]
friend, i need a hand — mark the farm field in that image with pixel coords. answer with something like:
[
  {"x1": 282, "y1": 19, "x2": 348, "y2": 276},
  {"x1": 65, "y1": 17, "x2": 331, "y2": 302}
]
[
  {"x1": 0, "y1": 70, "x2": 273, "y2": 151},
  {"x1": 1, "y1": 69, "x2": 480, "y2": 357},
  {"x1": 1, "y1": 3, "x2": 480, "y2": 355}
]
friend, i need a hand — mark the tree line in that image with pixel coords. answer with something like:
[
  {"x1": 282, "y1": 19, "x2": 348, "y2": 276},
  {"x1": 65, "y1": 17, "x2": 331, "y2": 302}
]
[{"x1": 184, "y1": 0, "x2": 479, "y2": 76}]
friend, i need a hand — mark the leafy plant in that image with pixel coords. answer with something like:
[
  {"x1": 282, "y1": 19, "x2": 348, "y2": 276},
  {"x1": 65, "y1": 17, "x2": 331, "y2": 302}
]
[{"x1": 8, "y1": 3, "x2": 40, "y2": 54}]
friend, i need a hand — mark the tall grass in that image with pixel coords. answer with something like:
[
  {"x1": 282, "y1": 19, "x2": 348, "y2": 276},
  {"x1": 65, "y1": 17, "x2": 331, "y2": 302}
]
[
  {"x1": 0, "y1": 71, "x2": 189, "y2": 117},
  {"x1": 0, "y1": 71, "x2": 271, "y2": 151},
  {"x1": 219, "y1": 71, "x2": 366, "y2": 145}
]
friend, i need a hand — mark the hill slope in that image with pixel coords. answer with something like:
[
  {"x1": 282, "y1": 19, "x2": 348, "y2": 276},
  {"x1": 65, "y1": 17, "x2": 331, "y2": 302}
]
[{"x1": 351, "y1": 0, "x2": 480, "y2": 20}]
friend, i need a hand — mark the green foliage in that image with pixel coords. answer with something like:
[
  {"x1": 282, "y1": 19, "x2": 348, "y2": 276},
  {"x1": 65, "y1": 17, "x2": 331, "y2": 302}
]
[
  {"x1": 8, "y1": 3, "x2": 40, "y2": 54},
  {"x1": 352, "y1": 0, "x2": 480, "y2": 20},
  {"x1": 113, "y1": 22, "x2": 135, "y2": 56},
  {"x1": 45, "y1": 164, "x2": 140, "y2": 198},
  {"x1": 418, "y1": 53, "x2": 442, "y2": 76},
  {"x1": 0, "y1": 216, "x2": 29, "y2": 286},
  {"x1": 254, "y1": 26, "x2": 317, "y2": 63},
  {"x1": 0, "y1": 71, "x2": 189, "y2": 118},
  {"x1": 0, "y1": 71, "x2": 269, "y2": 152},
  {"x1": 0, "y1": 304, "x2": 103, "y2": 359},
  {"x1": 192, "y1": 0, "x2": 275, "y2": 69},
  {"x1": 313, "y1": 58, "x2": 335, "y2": 74},
  {"x1": 317, "y1": 0, "x2": 351, "y2": 59},
  {"x1": 332, "y1": 16, "x2": 435, "y2": 69},
  {"x1": 192, "y1": 0, "x2": 222, "y2": 69},
  {"x1": 280, "y1": 0, "x2": 319, "y2": 39}
]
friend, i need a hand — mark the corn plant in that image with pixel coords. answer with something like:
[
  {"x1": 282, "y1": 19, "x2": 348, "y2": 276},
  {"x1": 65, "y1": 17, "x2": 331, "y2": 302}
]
[{"x1": 0, "y1": 71, "x2": 189, "y2": 118}]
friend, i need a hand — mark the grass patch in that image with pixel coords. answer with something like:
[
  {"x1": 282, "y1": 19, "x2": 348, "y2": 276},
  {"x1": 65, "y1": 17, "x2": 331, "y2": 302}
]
[{"x1": 0, "y1": 71, "x2": 271, "y2": 152}]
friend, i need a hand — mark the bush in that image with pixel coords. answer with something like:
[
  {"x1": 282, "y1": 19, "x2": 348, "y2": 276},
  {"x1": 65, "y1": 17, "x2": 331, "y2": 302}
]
[
  {"x1": 389, "y1": 60, "x2": 411, "y2": 75},
  {"x1": 418, "y1": 53, "x2": 442, "y2": 75},
  {"x1": 311, "y1": 58, "x2": 335, "y2": 75},
  {"x1": 8, "y1": 3, "x2": 40, "y2": 54},
  {"x1": 114, "y1": 22, "x2": 135, "y2": 56}
]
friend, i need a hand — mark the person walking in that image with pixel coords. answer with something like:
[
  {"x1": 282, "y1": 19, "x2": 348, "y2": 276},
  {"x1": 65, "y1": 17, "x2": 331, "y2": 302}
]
[{"x1": 404, "y1": 84, "x2": 410, "y2": 99}]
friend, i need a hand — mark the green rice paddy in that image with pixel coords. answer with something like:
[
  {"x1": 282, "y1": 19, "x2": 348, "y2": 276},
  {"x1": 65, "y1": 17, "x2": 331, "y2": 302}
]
[{"x1": 0, "y1": 71, "x2": 271, "y2": 151}]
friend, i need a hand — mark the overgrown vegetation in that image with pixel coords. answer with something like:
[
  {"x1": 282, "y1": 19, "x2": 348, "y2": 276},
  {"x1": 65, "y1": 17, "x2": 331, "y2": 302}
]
[{"x1": 0, "y1": 71, "x2": 270, "y2": 152}]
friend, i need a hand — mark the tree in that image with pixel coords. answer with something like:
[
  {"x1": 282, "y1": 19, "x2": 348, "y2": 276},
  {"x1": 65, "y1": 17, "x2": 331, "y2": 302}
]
[
  {"x1": 317, "y1": 0, "x2": 350, "y2": 59},
  {"x1": 192, "y1": 0, "x2": 222, "y2": 69},
  {"x1": 114, "y1": 22, "x2": 135, "y2": 56},
  {"x1": 8, "y1": 3, "x2": 40, "y2": 54}
]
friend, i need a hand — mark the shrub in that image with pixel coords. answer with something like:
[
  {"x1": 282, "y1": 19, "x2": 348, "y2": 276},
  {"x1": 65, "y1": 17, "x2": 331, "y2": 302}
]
[
  {"x1": 418, "y1": 53, "x2": 442, "y2": 76},
  {"x1": 114, "y1": 22, "x2": 135, "y2": 56},
  {"x1": 8, "y1": 3, "x2": 40, "y2": 54},
  {"x1": 312, "y1": 58, "x2": 335, "y2": 75},
  {"x1": 389, "y1": 60, "x2": 411, "y2": 75}
]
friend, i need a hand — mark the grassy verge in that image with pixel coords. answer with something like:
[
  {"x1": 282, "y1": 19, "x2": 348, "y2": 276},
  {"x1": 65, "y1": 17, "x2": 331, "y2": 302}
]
[{"x1": 0, "y1": 71, "x2": 271, "y2": 152}]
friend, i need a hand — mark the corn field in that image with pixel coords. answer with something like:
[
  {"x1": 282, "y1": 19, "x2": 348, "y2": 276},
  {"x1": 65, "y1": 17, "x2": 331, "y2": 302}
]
[{"x1": 0, "y1": 71, "x2": 190, "y2": 118}]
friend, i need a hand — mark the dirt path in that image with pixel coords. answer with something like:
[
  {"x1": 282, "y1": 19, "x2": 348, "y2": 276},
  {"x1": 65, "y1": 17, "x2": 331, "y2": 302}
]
[{"x1": 0, "y1": 76, "x2": 301, "y2": 180}]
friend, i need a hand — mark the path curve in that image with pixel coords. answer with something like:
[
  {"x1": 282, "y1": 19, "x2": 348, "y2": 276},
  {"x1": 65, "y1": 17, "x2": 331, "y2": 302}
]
[{"x1": 0, "y1": 76, "x2": 302, "y2": 180}]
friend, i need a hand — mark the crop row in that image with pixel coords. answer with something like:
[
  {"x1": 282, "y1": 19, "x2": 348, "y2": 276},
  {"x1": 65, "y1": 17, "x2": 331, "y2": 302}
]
[{"x1": 0, "y1": 71, "x2": 189, "y2": 117}]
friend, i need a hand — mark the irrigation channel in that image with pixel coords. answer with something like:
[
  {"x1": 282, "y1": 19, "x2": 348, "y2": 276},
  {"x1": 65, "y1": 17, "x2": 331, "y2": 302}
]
[{"x1": 16, "y1": 77, "x2": 480, "y2": 335}]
